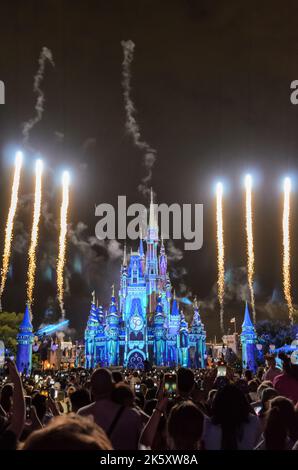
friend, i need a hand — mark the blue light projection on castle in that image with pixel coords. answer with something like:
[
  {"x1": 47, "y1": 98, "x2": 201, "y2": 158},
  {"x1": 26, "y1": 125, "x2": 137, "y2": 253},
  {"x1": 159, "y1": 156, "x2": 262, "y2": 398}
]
[
  {"x1": 85, "y1": 195, "x2": 207, "y2": 369},
  {"x1": 16, "y1": 304, "x2": 34, "y2": 374},
  {"x1": 240, "y1": 302, "x2": 257, "y2": 372}
]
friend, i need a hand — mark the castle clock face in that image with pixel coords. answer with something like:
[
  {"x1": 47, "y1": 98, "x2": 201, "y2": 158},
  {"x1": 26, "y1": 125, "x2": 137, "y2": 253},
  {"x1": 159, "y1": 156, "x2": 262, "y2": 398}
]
[{"x1": 130, "y1": 314, "x2": 143, "y2": 331}]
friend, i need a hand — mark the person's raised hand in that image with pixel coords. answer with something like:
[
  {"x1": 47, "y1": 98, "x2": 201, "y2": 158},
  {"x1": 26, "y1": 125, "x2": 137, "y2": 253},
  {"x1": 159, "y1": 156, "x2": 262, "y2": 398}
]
[
  {"x1": 156, "y1": 376, "x2": 168, "y2": 413},
  {"x1": 47, "y1": 395, "x2": 60, "y2": 416}
]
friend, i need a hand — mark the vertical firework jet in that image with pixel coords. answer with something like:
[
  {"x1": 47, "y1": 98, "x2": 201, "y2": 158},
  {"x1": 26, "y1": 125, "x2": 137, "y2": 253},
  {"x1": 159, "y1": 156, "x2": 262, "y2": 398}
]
[
  {"x1": 283, "y1": 177, "x2": 294, "y2": 325},
  {"x1": 0, "y1": 152, "x2": 23, "y2": 311},
  {"x1": 26, "y1": 159, "x2": 43, "y2": 314},
  {"x1": 57, "y1": 171, "x2": 70, "y2": 318},
  {"x1": 216, "y1": 182, "x2": 225, "y2": 334},
  {"x1": 245, "y1": 174, "x2": 256, "y2": 323}
]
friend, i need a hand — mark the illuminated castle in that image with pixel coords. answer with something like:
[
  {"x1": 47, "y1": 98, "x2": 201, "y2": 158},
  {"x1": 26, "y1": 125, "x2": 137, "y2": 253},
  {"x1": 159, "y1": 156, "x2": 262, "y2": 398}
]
[{"x1": 85, "y1": 193, "x2": 207, "y2": 369}]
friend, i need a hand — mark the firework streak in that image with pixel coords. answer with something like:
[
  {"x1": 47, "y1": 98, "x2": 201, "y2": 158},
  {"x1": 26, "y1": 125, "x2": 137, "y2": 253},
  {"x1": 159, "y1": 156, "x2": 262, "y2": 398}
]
[
  {"x1": 0, "y1": 152, "x2": 23, "y2": 310},
  {"x1": 283, "y1": 178, "x2": 294, "y2": 325},
  {"x1": 57, "y1": 171, "x2": 70, "y2": 316},
  {"x1": 216, "y1": 183, "x2": 225, "y2": 333},
  {"x1": 26, "y1": 159, "x2": 43, "y2": 312},
  {"x1": 245, "y1": 175, "x2": 256, "y2": 323}
]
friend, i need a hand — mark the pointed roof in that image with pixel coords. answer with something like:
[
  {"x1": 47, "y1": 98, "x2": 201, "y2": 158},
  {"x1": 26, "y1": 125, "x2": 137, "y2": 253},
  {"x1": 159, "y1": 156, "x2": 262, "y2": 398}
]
[
  {"x1": 154, "y1": 295, "x2": 165, "y2": 326},
  {"x1": 87, "y1": 294, "x2": 99, "y2": 329},
  {"x1": 160, "y1": 236, "x2": 165, "y2": 254},
  {"x1": 159, "y1": 238, "x2": 167, "y2": 275},
  {"x1": 171, "y1": 295, "x2": 179, "y2": 316},
  {"x1": 20, "y1": 304, "x2": 33, "y2": 332},
  {"x1": 107, "y1": 291, "x2": 120, "y2": 328},
  {"x1": 89, "y1": 303, "x2": 99, "y2": 320},
  {"x1": 242, "y1": 301, "x2": 254, "y2": 328},
  {"x1": 149, "y1": 188, "x2": 158, "y2": 230},
  {"x1": 123, "y1": 243, "x2": 127, "y2": 267},
  {"x1": 139, "y1": 233, "x2": 144, "y2": 257},
  {"x1": 108, "y1": 285, "x2": 118, "y2": 315},
  {"x1": 150, "y1": 187, "x2": 154, "y2": 204},
  {"x1": 192, "y1": 297, "x2": 201, "y2": 326}
]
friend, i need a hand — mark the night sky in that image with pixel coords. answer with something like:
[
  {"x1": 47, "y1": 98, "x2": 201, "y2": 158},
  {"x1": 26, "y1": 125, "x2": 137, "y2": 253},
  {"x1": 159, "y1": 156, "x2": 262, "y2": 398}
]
[{"x1": 1, "y1": 1, "x2": 298, "y2": 338}]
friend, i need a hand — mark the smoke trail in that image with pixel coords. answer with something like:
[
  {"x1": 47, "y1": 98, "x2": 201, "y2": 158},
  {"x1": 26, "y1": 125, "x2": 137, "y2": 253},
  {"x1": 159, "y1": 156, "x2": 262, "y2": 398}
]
[
  {"x1": 0, "y1": 152, "x2": 23, "y2": 311},
  {"x1": 22, "y1": 47, "x2": 54, "y2": 147},
  {"x1": 245, "y1": 175, "x2": 256, "y2": 323},
  {"x1": 121, "y1": 40, "x2": 156, "y2": 198},
  {"x1": 216, "y1": 182, "x2": 225, "y2": 334},
  {"x1": 26, "y1": 159, "x2": 43, "y2": 313},
  {"x1": 57, "y1": 171, "x2": 70, "y2": 318},
  {"x1": 282, "y1": 177, "x2": 294, "y2": 325}
]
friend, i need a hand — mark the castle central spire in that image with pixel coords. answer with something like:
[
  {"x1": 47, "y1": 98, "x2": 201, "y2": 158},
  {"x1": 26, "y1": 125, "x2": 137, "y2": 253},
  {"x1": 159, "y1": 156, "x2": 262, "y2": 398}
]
[
  {"x1": 123, "y1": 243, "x2": 127, "y2": 267},
  {"x1": 147, "y1": 187, "x2": 158, "y2": 243}
]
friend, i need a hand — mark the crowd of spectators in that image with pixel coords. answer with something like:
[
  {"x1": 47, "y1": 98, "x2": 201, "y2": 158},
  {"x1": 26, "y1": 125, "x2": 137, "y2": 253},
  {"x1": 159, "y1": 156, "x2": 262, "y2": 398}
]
[{"x1": 1, "y1": 354, "x2": 298, "y2": 451}]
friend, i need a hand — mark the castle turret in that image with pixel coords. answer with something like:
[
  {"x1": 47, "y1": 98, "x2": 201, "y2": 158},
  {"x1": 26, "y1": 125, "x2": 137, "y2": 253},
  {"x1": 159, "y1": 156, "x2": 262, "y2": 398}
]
[
  {"x1": 97, "y1": 305, "x2": 105, "y2": 324},
  {"x1": 240, "y1": 302, "x2": 257, "y2": 372},
  {"x1": 179, "y1": 311, "x2": 189, "y2": 367},
  {"x1": 166, "y1": 275, "x2": 172, "y2": 300},
  {"x1": 147, "y1": 188, "x2": 158, "y2": 242},
  {"x1": 168, "y1": 292, "x2": 180, "y2": 335},
  {"x1": 154, "y1": 295, "x2": 165, "y2": 366},
  {"x1": 84, "y1": 291, "x2": 99, "y2": 368},
  {"x1": 139, "y1": 229, "x2": 146, "y2": 276},
  {"x1": 158, "y1": 237, "x2": 169, "y2": 316},
  {"x1": 123, "y1": 243, "x2": 127, "y2": 267},
  {"x1": 16, "y1": 304, "x2": 34, "y2": 375},
  {"x1": 159, "y1": 237, "x2": 167, "y2": 277},
  {"x1": 106, "y1": 286, "x2": 120, "y2": 366},
  {"x1": 94, "y1": 305, "x2": 106, "y2": 367},
  {"x1": 191, "y1": 297, "x2": 206, "y2": 368},
  {"x1": 146, "y1": 189, "x2": 159, "y2": 312},
  {"x1": 119, "y1": 244, "x2": 128, "y2": 315}
]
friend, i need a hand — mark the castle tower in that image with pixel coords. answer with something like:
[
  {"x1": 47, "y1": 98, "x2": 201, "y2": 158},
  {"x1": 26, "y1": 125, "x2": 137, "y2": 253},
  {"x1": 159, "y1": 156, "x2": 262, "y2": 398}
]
[
  {"x1": 240, "y1": 302, "x2": 257, "y2": 372},
  {"x1": 83, "y1": 193, "x2": 209, "y2": 370},
  {"x1": 178, "y1": 311, "x2": 189, "y2": 367},
  {"x1": 16, "y1": 304, "x2": 34, "y2": 375},
  {"x1": 164, "y1": 292, "x2": 180, "y2": 365},
  {"x1": 106, "y1": 286, "x2": 120, "y2": 366},
  {"x1": 146, "y1": 189, "x2": 159, "y2": 313},
  {"x1": 97, "y1": 305, "x2": 105, "y2": 324},
  {"x1": 158, "y1": 237, "x2": 169, "y2": 315},
  {"x1": 168, "y1": 292, "x2": 180, "y2": 335},
  {"x1": 84, "y1": 291, "x2": 99, "y2": 368},
  {"x1": 159, "y1": 237, "x2": 167, "y2": 279},
  {"x1": 139, "y1": 229, "x2": 145, "y2": 274},
  {"x1": 154, "y1": 295, "x2": 166, "y2": 366},
  {"x1": 94, "y1": 305, "x2": 107, "y2": 367},
  {"x1": 191, "y1": 297, "x2": 207, "y2": 368},
  {"x1": 119, "y1": 244, "x2": 128, "y2": 316}
]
